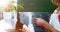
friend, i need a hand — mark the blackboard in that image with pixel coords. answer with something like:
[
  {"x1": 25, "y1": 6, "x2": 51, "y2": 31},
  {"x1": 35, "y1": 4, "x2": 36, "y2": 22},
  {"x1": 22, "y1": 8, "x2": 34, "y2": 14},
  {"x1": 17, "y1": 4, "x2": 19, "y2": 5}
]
[{"x1": 18, "y1": 0, "x2": 57, "y2": 13}]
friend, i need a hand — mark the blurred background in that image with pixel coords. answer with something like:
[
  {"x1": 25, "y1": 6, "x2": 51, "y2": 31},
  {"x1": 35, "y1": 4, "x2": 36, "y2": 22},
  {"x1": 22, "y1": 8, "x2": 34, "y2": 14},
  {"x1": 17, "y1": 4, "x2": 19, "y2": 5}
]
[
  {"x1": 0, "y1": 0, "x2": 17, "y2": 20},
  {"x1": 0, "y1": 0, "x2": 17, "y2": 30},
  {"x1": 17, "y1": 0, "x2": 57, "y2": 12}
]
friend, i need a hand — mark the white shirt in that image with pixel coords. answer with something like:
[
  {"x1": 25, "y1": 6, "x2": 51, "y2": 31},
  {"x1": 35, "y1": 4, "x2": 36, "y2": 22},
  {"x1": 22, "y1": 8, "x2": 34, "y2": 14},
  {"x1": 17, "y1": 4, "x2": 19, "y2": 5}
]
[
  {"x1": 0, "y1": 19, "x2": 12, "y2": 32},
  {"x1": 49, "y1": 14, "x2": 60, "y2": 31}
]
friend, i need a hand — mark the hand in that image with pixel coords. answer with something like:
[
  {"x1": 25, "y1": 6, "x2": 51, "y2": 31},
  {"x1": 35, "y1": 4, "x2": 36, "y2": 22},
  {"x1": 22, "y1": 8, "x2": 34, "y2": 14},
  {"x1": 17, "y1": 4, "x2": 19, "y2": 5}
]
[
  {"x1": 33, "y1": 18, "x2": 58, "y2": 32},
  {"x1": 33, "y1": 18, "x2": 46, "y2": 27},
  {"x1": 22, "y1": 24, "x2": 28, "y2": 32}
]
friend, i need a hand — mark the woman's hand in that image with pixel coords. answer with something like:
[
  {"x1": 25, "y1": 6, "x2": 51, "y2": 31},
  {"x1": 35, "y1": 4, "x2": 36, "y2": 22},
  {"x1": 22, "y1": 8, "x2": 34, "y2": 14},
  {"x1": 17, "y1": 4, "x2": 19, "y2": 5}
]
[
  {"x1": 33, "y1": 18, "x2": 58, "y2": 32},
  {"x1": 33, "y1": 18, "x2": 46, "y2": 27}
]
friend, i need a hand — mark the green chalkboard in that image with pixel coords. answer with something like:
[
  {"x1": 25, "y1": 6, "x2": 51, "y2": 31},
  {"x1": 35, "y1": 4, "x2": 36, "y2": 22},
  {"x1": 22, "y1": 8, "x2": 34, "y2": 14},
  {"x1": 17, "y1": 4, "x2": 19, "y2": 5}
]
[{"x1": 18, "y1": 0, "x2": 57, "y2": 13}]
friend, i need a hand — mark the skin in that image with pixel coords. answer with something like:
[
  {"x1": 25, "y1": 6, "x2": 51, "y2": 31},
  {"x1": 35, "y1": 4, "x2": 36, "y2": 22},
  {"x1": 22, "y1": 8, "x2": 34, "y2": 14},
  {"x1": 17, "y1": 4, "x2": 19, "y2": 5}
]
[
  {"x1": 33, "y1": 18, "x2": 57, "y2": 32},
  {"x1": 52, "y1": 0, "x2": 60, "y2": 14}
]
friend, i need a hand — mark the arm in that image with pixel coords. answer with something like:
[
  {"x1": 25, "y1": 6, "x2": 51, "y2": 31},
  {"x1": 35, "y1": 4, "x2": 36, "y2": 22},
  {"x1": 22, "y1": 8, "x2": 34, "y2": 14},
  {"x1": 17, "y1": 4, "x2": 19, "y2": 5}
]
[{"x1": 33, "y1": 18, "x2": 57, "y2": 32}]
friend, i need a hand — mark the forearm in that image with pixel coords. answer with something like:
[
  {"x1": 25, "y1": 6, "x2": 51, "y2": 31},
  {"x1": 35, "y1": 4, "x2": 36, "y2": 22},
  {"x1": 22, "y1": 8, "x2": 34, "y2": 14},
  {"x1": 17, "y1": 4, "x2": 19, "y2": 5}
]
[{"x1": 43, "y1": 22, "x2": 57, "y2": 32}]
